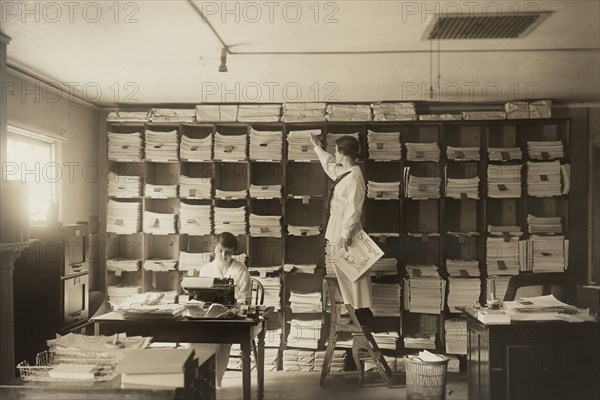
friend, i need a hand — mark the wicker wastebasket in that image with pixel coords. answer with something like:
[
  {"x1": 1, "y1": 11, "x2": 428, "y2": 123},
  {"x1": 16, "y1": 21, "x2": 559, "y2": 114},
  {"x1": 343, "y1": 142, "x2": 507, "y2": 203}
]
[{"x1": 404, "y1": 354, "x2": 450, "y2": 400}]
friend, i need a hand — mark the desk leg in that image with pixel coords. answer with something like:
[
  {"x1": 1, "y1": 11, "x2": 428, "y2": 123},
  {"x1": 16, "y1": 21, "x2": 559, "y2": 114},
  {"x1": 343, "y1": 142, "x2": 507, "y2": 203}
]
[
  {"x1": 257, "y1": 327, "x2": 265, "y2": 400},
  {"x1": 241, "y1": 337, "x2": 251, "y2": 400}
]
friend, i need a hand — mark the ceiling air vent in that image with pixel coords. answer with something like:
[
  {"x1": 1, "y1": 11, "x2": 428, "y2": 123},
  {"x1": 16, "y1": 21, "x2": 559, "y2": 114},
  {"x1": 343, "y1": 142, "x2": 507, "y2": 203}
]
[{"x1": 423, "y1": 11, "x2": 552, "y2": 39}]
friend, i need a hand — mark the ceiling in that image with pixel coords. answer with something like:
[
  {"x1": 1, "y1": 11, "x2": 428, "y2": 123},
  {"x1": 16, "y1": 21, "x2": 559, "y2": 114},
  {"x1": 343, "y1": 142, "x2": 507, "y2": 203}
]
[{"x1": 3, "y1": 0, "x2": 599, "y2": 106}]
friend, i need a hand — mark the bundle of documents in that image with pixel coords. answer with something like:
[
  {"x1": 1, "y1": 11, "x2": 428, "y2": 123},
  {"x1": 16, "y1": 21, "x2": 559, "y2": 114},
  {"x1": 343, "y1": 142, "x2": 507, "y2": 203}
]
[
  {"x1": 108, "y1": 172, "x2": 142, "y2": 197},
  {"x1": 487, "y1": 224, "x2": 523, "y2": 237},
  {"x1": 249, "y1": 128, "x2": 283, "y2": 160},
  {"x1": 143, "y1": 290, "x2": 178, "y2": 304},
  {"x1": 287, "y1": 225, "x2": 320, "y2": 236},
  {"x1": 195, "y1": 104, "x2": 238, "y2": 122},
  {"x1": 108, "y1": 132, "x2": 143, "y2": 161},
  {"x1": 446, "y1": 146, "x2": 480, "y2": 161},
  {"x1": 107, "y1": 284, "x2": 143, "y2": 305},
  {"x1": 444, "y1": 318, "x2": 467, "y2": 354},
  {"x1": 486, "y1": 237, "x2": 524, "y2": 275},
  {"x1": 462, "y1": 111, "x2": 506, "y2": 120},
  {"x1": 505, "y1": 101, "x2": 530, "y2": 119},
  {"x1": 326, "y1": 132, "x2": 360, "y2": 153},
  {"x1": 144, "y1": 184, "x2": 177, "y2": 198},
  {"x1": 447, "y1": 278, "x2": 481, "y2": 312},
  {"x1": 405, "y1": 264, "x2": 440, "y2": 278},
  {"x1": 487, "y1": 164, "x2": 522, "y2": 198},
  {"x1": 264, "y1": 330, "x2": 282, "y2": 350},
  {"x1": 404, "y1": 266, "x2": 446, "y2": 314},
  {"x1": 150, "y1": 108, "x2": 195, "y2": 123},
  {"x1": 107, "y1": 111, "x2": 151, "y2": 123},
  {"x1": 117, "y1": 347, "x2": 195, "y2": 389},
  {"x1": 214, "y1": 132, "x2": 247, "y2": 160},
  {"x1": 248, "y1": 270, "x2": 282, "y2": 310},
  {"x1": 180, "y1": 134, "x2": 212, "y2": 161},
  {"x1": 488, "y1": 147, "x2": 522, "y2": 161},
  {"x1": 179, "y1": 176, "x2": 212, "y2": 199},
  {"x1": 527, "y1": 214, "x2": 562, "y2": 234},
  {"x1": 281, "y1": 103, "x2": 326, "y2": 122},
  {"x1": 325, "y1": 104, "x2": 372, "y2": 121},
  {"x1": 287, "y1": 319, "x2": 322, "y2": 349},
  {"x1": 249, "y1": 184, "x2": 282, "y2": 198},
  {"x1": 106, "y1": 258, "x2": 141, "y2": 274},
  {"x1": 405, "y1": 142, "x2": 440, "y2": 162},
  {"x1": 107, "y1": 200, "x2": 141, "y2": 234},
  {"x1": 371, "y1": 102, "x2": 416, "y2": 121},
  {"x1": 371, "y1": 283, "x2": 401, "y2": 316},
  {"x1": 404, "y1": 168, "x2": 441, "y2": 199},
  {"x1": 249, "y1": 213, "x2": 282, "y2": 237},
  {"x1": 179, "y1": 203, "x2": 211, "y2": 235},
  {"x1": 314, "y1": 350, "x2": 345, "y2": 372},
  {"x1": 287, "y1": 130, "x2": 321, "y2": 161},
  {"x1": 446, "y1": 259, "x2": 480, "y2": 277},
  {"x1": 367, "y1": 181, "x2": 401, "y2": 199},
  {"x1": 527, "y1": 140, "x2": 564, "y2": 160},
  {"x1": 529, "y1": 99, "x2": 552, "y2": 119},
  {"x1": 371, "y1": 331, "x2": 399, "y2": 350},
  {"x1": 144, "y1": 129, "x2": 178, "y2": 161},
  {"x1": 143, "y1": 259, "x2": 177, "y2": 271},
  {"x1": 527, "y1": 161, "x2": 562, "y2": 197},
  {"x1": 487, "y1": 276, "x2": 511, "y2": 302},
  {"x1": 214, "y1": 206, "x2": 246, "y2": 235},
  {"x1": 283, "y1": 349, "x2": 317, "y2": 371},
  {"x1": 370, "y1": 258, "x2": 399, "y2": 277},
  {"x1": 237, "y1": 104, "x2": 281, "y2": 122},
  {"x1": 289, "y1": 290, "x2": 322, "y2": 313},
  {"x1": 48, "y1": 332, "x2": 151, "y2": 360},
  {"x1": 367, "y1": 130, "x2": 401, "y2": 160},
  {"x1": 530, "y1": 235, "x2": 568, "y2": 273},
  {"x1": 418, "y1": 114, "x2": 462, "y2": 121},
  {"x1": 215, "y1": 189, "x2": 248, "y2": 199},
  {"x1": 404, "y1": 333, "x2": 436, "y2": 349},
  {"x1": 228, "y1": 346, "x2": 255, "y2": 371},
  {"x1": 284, "y1": 264, "x2": 317, "y2": 274},
  {"x1": 178, "y1": 251, "x2": 212, "y2": 274},
  {"x1": 445, "y1": 176, "x2": 480, "y2": 199},
  {"x1": 143, "y1": 211, "x2": 177, "y2": 234}
]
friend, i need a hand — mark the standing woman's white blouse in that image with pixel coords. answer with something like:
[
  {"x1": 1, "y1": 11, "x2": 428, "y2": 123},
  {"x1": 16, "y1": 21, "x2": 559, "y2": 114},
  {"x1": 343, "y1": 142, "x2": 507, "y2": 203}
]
[
  {"x1": 313, "y1": 143, "x2": 372, "y2": 309},
  {"x1": 200, "y1": 259, "x2": 252, "y2": 304}
]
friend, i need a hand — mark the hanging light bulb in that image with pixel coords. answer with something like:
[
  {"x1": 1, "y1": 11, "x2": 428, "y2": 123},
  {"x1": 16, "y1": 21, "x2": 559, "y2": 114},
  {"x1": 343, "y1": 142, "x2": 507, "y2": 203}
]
[{"x1": 219, "y1": 47, "x2": 228, "y2": 73}]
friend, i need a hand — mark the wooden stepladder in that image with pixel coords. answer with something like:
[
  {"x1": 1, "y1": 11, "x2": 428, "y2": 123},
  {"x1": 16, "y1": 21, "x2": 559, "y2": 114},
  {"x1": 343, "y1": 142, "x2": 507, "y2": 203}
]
[{"x1": 320, "y1": 276, "x2": 393, "y2": 387}]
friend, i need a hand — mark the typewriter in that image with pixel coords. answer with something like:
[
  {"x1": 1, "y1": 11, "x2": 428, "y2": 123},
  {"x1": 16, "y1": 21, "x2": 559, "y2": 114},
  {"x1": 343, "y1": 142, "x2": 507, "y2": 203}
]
[{"x1": 180, "y1": 277, "x2": 236, "y2": 305}]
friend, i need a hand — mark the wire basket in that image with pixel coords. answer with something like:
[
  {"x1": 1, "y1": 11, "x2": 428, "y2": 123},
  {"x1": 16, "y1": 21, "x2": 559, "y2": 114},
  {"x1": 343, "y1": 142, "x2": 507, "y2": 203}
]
[
  {"x1": 404, "y1": 355, "x2": 450, "y2": 400},
  {"x1": 17, "y1": 350, "x2": 118, "y2": 383}
]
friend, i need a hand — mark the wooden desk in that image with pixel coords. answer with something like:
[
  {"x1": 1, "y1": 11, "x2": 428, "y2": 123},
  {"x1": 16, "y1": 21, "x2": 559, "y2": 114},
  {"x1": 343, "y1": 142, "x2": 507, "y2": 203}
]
[
  {"x1": 465, "y1": 312, "x2": 600, "y2": 400},
  {"x1": 92, "y1": 311, "x2": 269, "y2": 400}
]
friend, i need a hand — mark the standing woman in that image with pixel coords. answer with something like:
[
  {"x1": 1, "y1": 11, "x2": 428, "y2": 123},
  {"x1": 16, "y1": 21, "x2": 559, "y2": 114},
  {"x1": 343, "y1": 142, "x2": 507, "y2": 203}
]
[{"x1": 310, "y1": 134, "x2": 373, "y2": 326}]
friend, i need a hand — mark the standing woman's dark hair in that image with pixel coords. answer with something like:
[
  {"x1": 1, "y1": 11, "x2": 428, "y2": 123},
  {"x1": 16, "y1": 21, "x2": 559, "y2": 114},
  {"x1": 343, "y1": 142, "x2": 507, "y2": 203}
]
[
  {"x1": 335, "y1": 136, "x2": 360, "y2": 160},
  {"x1": 214, "y1": 232, "x2": 238, "y2": 252}
]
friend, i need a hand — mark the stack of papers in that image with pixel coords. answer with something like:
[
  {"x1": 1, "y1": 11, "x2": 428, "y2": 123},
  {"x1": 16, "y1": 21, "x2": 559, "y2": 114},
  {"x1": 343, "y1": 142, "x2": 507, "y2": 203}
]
[
  {"x1": 314, "y1": 350, "x2": 345, "y2": 372},
  {"x1": 107, "y1": 111, "x2": 150, "y2": 123},
  {"x1": 447, "y1": 278, "x2": 481, "y2": 312},
  {"x1": 406, "y1": 142, "x2": 440, "y2": 162},
  {"x1": 404, "y1": 168, "x2": 441, "y2": 198},
  {"x1": 287, "y1": 320, "x2": 322, "y2": 350},
  {"x1": 107, "y1": 284, "x2": 142, "y2": 305},
  {"x1": 371, "y1": 332, "x2": 399, "y2": 350},
  {"x1": 446, "y1": 146, "x2": 480, "y2": 161},
  {"x1": 487, "y1": 165, "x2": 522, "y2": 198},
  {"x1": 108, "y1": 172, "x2": 142, "y2": 197},
  {"x1": 150, "y1": 108, "x2": 195, "y2": 123},
  {"x1": 488, "y1": 225, "x2": 523, "y2": 238},
  {"x1": 289, "y1": 290, "x2": 322, "y2": 313},
  {"x1": 283, "y1": 349, "x2": 317, "y2": 371},
  {"x1": 179, "y1": 203, "x2": 212, "y2": 235},
  {"x1": 287, "y1": 130, "x2": 320, "y2": 161},
  {"x1": 367, "y1": 130, "x2": 401, "y2": 160},
  {"x1": 325, "y1": 104, "x2": 372, "y2": 121},
  {"x1": 106, "y1": 258, "x2": 141, "y2": 274},
  {"x1": 248, "y1": 270, "x2": 282, "y2": 310},
  {"x1": 215, "y1": 189, "x2": 248, "y2": 199},
  {"x1": 249, "y1": 213, "x2": 282, "y2": 237},
  {"x1": 107, "y1": 200, "x2": 141, "y2": 233},
  {"x1": 367, "y1": 181, "x2": 401, "y2": 199},
  {"x1": 143, "y1": 211, "x2": 177, "y2": 234},
  {"x1": 505, "y1": 101, "x2": 530, "y2": 119},
  {"x1": 530, "y1": 100, "x2": 552, "y2": 119},
  {"x1": 326, "y1": 132, "x2": 360, "y2": 153},
  {"x1": 143, "y1": 259, "x2": 177, "y2": 271},
  {"x1": 446, "y1": 259, "x2": 480, "y2": 277},
  {"x1": 145, "y1": 184, "x2": 177, "y2": 198},
  {"x1": 462, "y1": 111, "x2": 506, "y2": 120},
  {"x1": 288, "y1": 225, "x2": 321, "y2": 236},
  {"x1": 214, "y1": 132, "x2": 247, "y2": 160},
  {"x1": 527, "y1": 161, "x2": 562, "y2": 197},
  {"x1": 527, "y1": 214, "x2": 562, "y2": 234},
  {"x1": 180, "y1": 134, "x2": 212, "y2": 161},
  {"x1": 370, "y1": 258, "x2": 399, "y2": 277},
  {"x1": 214, "y1": 206, "x2": 246, "y2": 235},
  {"x1": 371, "y1": 102, "x2": 417, "y2": 121},
  {"x1": 178, "y1": 251, "x2": 212, "y2": 274},
  {"x1": 445, "y1": 176, "x2": 480, "y2": 199},
  {"x1": 249, "y1": 184, "x2": 282, "y2": 198},
  {"x1": 527, "y1": 141, "x2": 564, "y2": 160},
  {"x1": 488, "y1": 147, "x2": 522, "y2": 161},
  {"x1": 487, "y1": 276, "x2": 512, "y2": 302},
  {"x1": 237, "y1": 104, "x2": 281, "y2": 122},
  {"x1": 145, "y1": 129, "x2": 178, "y2": 161},
  {"x1": 404, "y1": 266, "x2": 445, "y2": 314},
  {"x1": 371, "y1": 283, "x2": 401, "y2": 316},
  {"x1": 179, "y1": 176, "x2": 212, "y2": 199},
  {"x1": 486, "y1": 237, "x2": 523, "y2": 275},
  {"x1": 530, "y1": 235, "x2": 567, "y2": 273},
  {"x1": 249, "y1": 128, "x2": 283, "y2": 160},
  {"x1": 444, "y1": 318, "x2": 467, "y2": 354},
  {"x1": 108, "y1": 132, "x2": 143, "y2": 161},
  {"x1": 264, "y1": 331, "x2": 282, "y2": 350},
  {"x1": 284, "y1": 264, "x2": 317, "y2": 274},
  {"x1": 418, "y1": 114, "x2": 462, "y2": 121},
  {"x1": 281, "y1": 103, "x2": 326, "y2": 122},
  {"x1": 195, "y1": 105, "x2": 238, "y2": 122},
  {"x1": 404, "y1": 333, "x2": 436, "y2": 349}
]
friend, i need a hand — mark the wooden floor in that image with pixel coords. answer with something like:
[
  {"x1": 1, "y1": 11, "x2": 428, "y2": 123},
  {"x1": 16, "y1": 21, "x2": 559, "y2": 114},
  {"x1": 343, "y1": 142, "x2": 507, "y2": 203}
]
[{"x1": 219, "y1": 369, "x2": 468, "y2": 400}]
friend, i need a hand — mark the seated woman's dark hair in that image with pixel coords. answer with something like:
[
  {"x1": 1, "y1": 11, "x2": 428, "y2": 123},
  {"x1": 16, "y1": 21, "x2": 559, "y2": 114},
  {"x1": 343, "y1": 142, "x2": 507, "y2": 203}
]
[
  {"x1": 214, "y1": 232, "x2": 238, "y2": 251},
  {"x1": 335, "y1": 136, "x2": 360, "y2": 159}
]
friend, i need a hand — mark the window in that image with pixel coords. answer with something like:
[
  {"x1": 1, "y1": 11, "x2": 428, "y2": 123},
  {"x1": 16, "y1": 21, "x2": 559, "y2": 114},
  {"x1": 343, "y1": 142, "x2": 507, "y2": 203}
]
[{"x1": 6, "y1": 127, "x2": 59, "y2": 224}]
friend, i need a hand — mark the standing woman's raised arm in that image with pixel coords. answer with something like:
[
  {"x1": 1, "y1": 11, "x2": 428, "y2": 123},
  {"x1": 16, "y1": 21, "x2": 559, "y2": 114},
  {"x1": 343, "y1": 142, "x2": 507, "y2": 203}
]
[{"x1": 310, "y1": 133, "x2": 342, "y2": 180}]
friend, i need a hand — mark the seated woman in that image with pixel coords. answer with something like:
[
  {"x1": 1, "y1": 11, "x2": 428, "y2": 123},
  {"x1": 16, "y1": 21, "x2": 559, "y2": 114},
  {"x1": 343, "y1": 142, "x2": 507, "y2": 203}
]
[{"x1": 198, "y1": 232, "x2": 251, "y2": 387}]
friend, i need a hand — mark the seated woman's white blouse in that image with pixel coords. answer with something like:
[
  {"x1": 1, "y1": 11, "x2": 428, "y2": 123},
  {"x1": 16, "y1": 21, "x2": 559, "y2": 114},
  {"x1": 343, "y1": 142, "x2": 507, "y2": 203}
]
[{"x1": 199, "y1": 259, "x2": 252, "y2": 304}]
